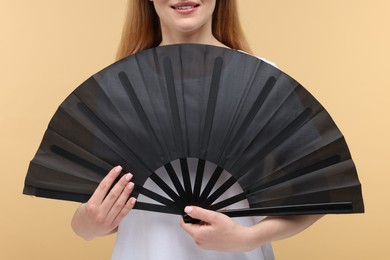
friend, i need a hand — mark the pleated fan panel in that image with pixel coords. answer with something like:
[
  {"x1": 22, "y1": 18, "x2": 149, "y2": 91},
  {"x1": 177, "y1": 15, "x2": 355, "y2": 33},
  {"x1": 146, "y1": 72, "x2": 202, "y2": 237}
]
[{"x1": 23, "y1": 44, "x2": 364, "y2": 216}]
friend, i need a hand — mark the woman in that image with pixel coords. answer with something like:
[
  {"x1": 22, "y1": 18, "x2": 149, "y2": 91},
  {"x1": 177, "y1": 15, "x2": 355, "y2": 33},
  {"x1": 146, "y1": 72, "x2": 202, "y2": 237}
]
[{"x1": 71, "y1": 0, "x2": 323, "y2": 259}]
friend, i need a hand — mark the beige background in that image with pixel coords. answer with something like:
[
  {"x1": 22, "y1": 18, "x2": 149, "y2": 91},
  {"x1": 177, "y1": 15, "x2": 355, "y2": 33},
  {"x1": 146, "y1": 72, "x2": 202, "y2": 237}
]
[{"x1": 1, "y1": 0, "x2": 388, "y2": 259}]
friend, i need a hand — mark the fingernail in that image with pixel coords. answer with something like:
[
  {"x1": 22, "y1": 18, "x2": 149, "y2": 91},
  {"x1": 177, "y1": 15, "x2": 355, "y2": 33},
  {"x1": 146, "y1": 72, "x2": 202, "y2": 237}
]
[
  {"x1": 125, "y1": 173, "x2": 133, "y2": 181},
  {"x1": 184, "y1": 206, "x2": 193, "y2": 214},
  {"x1": 115, "y1": 165, "x2": 122, "y2": 173},
  {"x1": 128, "y1": 182, "x2": 134, "y2": 190},
  {"x1": 130, "y1": 197, "x2": 136, "y2": 204}
]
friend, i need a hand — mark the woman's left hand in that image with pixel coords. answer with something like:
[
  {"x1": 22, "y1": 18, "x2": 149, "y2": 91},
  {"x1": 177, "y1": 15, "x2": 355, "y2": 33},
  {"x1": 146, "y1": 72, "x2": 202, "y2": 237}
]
[{"x1": 180, "y1": 206, "x2": 253, "y2": 252}]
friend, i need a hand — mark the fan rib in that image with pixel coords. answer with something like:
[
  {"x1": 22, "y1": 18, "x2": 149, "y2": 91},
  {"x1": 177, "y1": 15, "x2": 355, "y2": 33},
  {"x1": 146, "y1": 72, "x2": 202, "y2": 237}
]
[
  {"x1": 218, "y1": 76, "x2": 276, "y2": 161},
  {"x1": 178, "y1": 46, "x2": 190, "y2": 157},
  {"x1": 237, "y1": 111, "x2": 347, "y2": 190},
  {"x1": 134, "y1": 202, "x2": 181, "y2": 215},
  {"x1": 235, "y1": 76, "x2": 276, "y2": 139},
  {"x1": 117, "y1": 72, "x2": 165, "y2": 157},
  {"x1": 246, "y1": 155, "x2": 341, "y2": 193},
  {"x1": 202, "y1": 176, "x2": 237, "y2": 207},
  {"x1": 163, "y1": 57, "x2": 194, "y2": 202},
  {"x1": 26, "y1": 160, "x2": 100, "y2": 190},
  {"x1": 244, "y1": 119, "x2": 345, "y2": 185},
  {"x1": 225, "y1": 80, "x2": 301, "y2": 169},
  {"x1": 49, "y1": 104, "x2": 136, "y2": 174},
  {"x1": 76, "y1": 102, "x2": 151, "y2": 175},
  {"x1": 199, "y1": 166, "x2": 224, "y2": 201},
  {"x1": 51, "y1": 145, "x2": 108, "y2": 176},
  {"x1": 164, "y1": 163, "x2": 186, "y2": 199},
  {"x1": 218, "y1": 202, "x2": 353, "y2": 217},
  {"x1": 208, "y1": 192, "x2": 247, "y2": 211},
  {"x1": 74, "y1": 77, "x2": 164, "y2": 170},
  {"x1": 137, "y1": 186, "x2": 180, "y2": 211},
  {"x1": 42, "y1": 144, "x2": 184, "y2": 211},
  {"x1": 248, "y1": 166, "x2": 361, "y2": 208},
  {"x1": 49, "y1": 145, "x2": 168, "y2": 205},
  {"x1": 238, "y1": 108, "x2": 313, "y2": 177},
  {"x1": 29, "y1": 186, "x2": 91, "y2": 203},
  {"x1": 180, "y1": 158, "x2": 193, "y2": 202},
  {"x1": 163, "y1": 57, "x2": 185, "y2": 155},
  {"x1": 193, "y1": 159, "x2": 206, "y2": 200},
  {"x1": 148, "y1": 173, "x2": 184, "y2": 208},
  {"x1": 201, "y1": 57, "x2": 223, "y2": 157}
]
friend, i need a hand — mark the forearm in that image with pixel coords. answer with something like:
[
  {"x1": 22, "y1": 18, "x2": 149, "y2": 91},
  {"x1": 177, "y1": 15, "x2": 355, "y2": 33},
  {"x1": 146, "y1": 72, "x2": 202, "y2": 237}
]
[
  {"x1": 181, "y1": 206, "x2": 324, "y2": 252},
  {"x1": 244, "y1": 214, "x2": 324, "y2": 250}
]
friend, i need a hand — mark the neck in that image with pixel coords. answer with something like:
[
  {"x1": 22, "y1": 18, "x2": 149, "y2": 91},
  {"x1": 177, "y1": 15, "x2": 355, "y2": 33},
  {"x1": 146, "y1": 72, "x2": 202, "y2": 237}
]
[
  {"x1": 159, "y1": 23, "x2": 228, "y2": 48},
  {"x1": 160, "y1": 33, "x2": 225, "y2": 47}
]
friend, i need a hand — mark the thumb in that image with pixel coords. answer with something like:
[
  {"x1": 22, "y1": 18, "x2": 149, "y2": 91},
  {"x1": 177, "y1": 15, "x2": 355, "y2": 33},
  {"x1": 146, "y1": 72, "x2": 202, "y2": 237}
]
[{"x1": 184, "y1": 206, "x2": 220, "y2": 224}]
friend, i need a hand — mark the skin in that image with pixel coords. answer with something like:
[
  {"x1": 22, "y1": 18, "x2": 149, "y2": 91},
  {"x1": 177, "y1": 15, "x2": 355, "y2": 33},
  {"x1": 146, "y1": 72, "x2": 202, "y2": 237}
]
[
  {"x1": 180, "y1": 206, "x2": 322, "y2": 252},
  {"x1": 71, "y1": 0, "x2": 324, "y2": 251},
  {"x1": 151, "y1": 0, "x2": 227, "y2": 47},
  {"x1": 71, "y1": 166, "x2": 136, "y2": 240}
]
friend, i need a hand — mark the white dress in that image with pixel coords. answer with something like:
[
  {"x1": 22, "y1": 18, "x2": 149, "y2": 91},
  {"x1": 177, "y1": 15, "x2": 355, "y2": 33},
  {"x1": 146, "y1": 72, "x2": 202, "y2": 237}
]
[
  {"x1": 112, "y1": 159, "x2": 275, "y2": 260},
  {"x1": 112, "y1": 54, "x2": 277, "y2": 260}
]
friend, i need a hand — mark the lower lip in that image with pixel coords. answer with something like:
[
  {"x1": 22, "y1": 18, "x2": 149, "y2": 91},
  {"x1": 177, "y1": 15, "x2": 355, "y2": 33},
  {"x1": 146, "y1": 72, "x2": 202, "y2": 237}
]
[{"x1": 172, "y1": 6, "x2": 198, "y2": 15}]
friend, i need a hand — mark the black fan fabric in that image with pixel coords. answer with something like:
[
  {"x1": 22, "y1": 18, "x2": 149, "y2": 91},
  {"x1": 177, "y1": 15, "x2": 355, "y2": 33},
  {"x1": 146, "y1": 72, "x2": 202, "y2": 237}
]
[{"x1": 23, "y1": 44, "x2": 364, "y2": 218}]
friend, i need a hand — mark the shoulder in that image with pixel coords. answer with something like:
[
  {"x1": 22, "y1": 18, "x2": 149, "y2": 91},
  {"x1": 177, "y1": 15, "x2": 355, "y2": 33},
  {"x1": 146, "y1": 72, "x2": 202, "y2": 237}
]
[{"x1": 236, "y1": 50, "x2": 278, "y2": 68}]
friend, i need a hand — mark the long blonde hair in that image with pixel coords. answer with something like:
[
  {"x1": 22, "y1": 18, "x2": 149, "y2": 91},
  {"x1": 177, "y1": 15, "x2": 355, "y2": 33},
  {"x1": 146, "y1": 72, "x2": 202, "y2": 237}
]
[{"x1": 116, "y1": 0, "x2": 251, "y2": 60}]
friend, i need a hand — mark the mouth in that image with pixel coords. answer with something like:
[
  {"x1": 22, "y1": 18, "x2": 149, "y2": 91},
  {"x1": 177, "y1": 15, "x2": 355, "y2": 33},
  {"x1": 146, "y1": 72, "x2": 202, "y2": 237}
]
[{"x1": 171, "y1": 2, "x2": 200, "y2": 10}]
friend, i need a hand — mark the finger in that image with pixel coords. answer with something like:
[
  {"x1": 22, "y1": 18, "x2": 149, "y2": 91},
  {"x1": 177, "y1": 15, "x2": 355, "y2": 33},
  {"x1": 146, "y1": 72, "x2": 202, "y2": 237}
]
[
  {"x1": 180, "y1": 217, "x2": 198, "y2": 237},
  {"x1": 100, "y1": 173, "x2": 133, "y2": 215},
  {"x1": 106, "y1": 181, "x2": 135, "y2": 224},
  {"x1": 89, "y1": 166, "x2": 123, "y2": 204},
  {"x1": 180, "y1": 217, "x2": 213, "y2": 246},
  {"x1": 111, "y1": 197, "x2": 137, "y2": 228},
  {"x1": 184, "y1": 206, "x2": 221, "y2": 225}
]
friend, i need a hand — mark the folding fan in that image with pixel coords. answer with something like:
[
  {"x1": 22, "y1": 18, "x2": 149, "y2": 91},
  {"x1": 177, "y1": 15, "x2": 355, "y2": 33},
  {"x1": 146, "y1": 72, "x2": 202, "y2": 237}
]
[{"x1": 23, "y1": 44, "x2": 364, "y2": 222}]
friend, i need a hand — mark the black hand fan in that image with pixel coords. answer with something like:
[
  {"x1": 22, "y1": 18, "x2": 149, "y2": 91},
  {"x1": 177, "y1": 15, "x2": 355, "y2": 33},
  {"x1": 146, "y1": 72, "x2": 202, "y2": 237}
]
[{"x1": 23, "y1": 44, "x2": 364, "y2": 222}]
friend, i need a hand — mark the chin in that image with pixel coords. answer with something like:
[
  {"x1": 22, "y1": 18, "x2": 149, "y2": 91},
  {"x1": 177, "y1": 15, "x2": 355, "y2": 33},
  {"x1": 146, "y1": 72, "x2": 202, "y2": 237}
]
[{"x1": 173, "y1": 19, "x2": 211, "y2": 34}]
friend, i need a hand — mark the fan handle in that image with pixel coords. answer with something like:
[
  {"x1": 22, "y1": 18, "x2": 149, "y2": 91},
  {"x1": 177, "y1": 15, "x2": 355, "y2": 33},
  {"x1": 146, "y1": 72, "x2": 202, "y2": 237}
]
[{"x1": 182, "y1": 202, "x2": 354, "y2": 223}]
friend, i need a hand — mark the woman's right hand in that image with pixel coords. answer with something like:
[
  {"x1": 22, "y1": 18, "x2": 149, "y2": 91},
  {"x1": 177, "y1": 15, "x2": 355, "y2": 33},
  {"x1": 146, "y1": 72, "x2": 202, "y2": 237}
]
[{"x1": 71, "y1": 166, "x2": 136, "y2": 240}]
